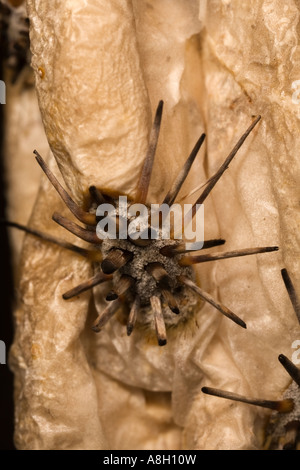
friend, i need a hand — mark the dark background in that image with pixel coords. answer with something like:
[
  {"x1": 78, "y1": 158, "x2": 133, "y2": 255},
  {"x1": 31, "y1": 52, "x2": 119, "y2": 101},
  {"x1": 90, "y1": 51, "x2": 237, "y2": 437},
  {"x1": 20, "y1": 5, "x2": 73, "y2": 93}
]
[{"x1": 0, "y1": 54, "x2": 15, "y2": 450}]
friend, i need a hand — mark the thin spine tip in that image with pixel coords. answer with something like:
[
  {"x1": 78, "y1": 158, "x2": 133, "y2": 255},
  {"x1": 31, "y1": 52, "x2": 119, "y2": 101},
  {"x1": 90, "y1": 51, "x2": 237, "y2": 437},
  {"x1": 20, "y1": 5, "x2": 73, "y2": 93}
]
[
  {"x1": 229, "y1": 315, "x2": 247, "y2": 329},
  {"x1": 155, "y1": 100, "x2": 164, "y2": 123},
  {"x1": 127, "y1": 325, "x2": 134, "y2": 336},
  {"x1": 278, "y1": 353, "x2": 300, "y2": 387},
  {"x1": 278, "y1": 353, "x2": 287, "y2": 365},
  {"x1": 158, "y1": 99, "x2": 164, "y2": 111},
  {"x1": 281, "y1": 268, "x2": 288, "y2": 280},
  {"x1": 91, "y1": 325, "x2": 101, "y2": 333},
  {"x1": 33, "y1": 150, "x2": 42, "y2": 162}
]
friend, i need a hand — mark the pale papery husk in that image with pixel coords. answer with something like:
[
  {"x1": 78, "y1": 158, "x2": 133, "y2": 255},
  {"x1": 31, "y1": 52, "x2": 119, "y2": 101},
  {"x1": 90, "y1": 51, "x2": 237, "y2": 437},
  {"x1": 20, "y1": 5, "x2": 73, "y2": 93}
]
[
  {"x1": 4, "y1": 80, "x2": 49, "y2": 270},
  {"x1": 6, "y1": 0, "x2": 300, "y2": 450}
]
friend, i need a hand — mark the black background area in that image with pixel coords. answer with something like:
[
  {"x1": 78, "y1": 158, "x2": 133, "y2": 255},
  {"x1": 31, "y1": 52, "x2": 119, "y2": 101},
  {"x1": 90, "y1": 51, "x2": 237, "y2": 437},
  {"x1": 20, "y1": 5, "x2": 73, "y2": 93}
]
[{"x1": 0, "y1": 59, "x2": 15, "y2": 450}]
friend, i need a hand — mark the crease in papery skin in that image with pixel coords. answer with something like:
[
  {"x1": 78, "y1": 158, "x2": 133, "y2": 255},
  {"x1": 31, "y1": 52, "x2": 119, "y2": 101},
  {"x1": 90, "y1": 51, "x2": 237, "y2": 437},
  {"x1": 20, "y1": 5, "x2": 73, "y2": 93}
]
[
  {"x1": 28, "y1": 0, "x2": 151, "y2": 201},
  {"x1": 187, "y1": 0, "x2": 299, "y2": 447}
]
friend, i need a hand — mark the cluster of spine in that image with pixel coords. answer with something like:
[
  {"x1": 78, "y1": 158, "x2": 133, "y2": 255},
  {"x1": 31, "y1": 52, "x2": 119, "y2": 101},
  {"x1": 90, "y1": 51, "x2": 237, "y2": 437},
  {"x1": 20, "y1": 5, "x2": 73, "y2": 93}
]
[
  {"x1": 5, "y1": 102, "x2": 279, "y2": 348},
  {"x1": 4, "y1": 94, "x2": 296, "y2": 447}
]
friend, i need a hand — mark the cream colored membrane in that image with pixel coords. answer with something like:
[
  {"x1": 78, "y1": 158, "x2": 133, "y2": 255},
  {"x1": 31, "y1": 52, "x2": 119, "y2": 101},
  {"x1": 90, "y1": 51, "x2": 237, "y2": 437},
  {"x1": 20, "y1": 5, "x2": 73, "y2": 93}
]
[
  {"x1": 27, "y1": 0, "x2": 151, "y2": 200},
  {"x1": 10, "y1": 163, "x2": 106, "y2": 449},
  {"x1": 92, "y1": 370, "x2": 182, "y2": 450},
  {"x1": 183, "y1": 0, "x2": 300, "y2": 449},
  {"x1": 4, "y1": 76, "x2": 49, "y2": 272}
]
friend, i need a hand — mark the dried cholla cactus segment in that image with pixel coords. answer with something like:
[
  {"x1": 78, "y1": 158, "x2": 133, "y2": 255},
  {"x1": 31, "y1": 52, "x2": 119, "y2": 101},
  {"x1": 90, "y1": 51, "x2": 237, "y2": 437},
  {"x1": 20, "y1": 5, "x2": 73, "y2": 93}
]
[
  {"x1": 0, "y1": 0, "x2": 30, "y2": 83},
  {"x1": 8, "y1": 103, "x2": 279, "y2": 347},
  {"x1": 202, "y1": 269, "x2": 300, "y2": 450},
  {"x1": 9, "y1": 0, "x2": 300, "y2": 451}
]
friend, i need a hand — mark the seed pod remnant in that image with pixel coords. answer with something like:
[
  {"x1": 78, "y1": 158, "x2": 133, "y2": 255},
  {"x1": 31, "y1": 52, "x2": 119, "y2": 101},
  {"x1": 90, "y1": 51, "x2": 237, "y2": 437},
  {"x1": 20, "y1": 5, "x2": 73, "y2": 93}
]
[{"x1": 6, "y1": 0, "x2": 300, "y2": 451}]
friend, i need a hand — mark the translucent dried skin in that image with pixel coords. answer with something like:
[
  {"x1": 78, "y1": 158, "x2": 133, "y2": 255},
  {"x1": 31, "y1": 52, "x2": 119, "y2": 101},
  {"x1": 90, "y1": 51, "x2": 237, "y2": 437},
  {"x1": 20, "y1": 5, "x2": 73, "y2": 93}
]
[
  {"x1": 9, "y1": 0, "x2": 300, "y2": 450},
  {"x1": 27, "y1": 0, "x2": 151, "y2": 200},
  {"x1": 188, "y1": 0, "x2": 300, "y2": 449},
  {"x1": 3, "y1": 83, "x2": 48, "y2": 267}
]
